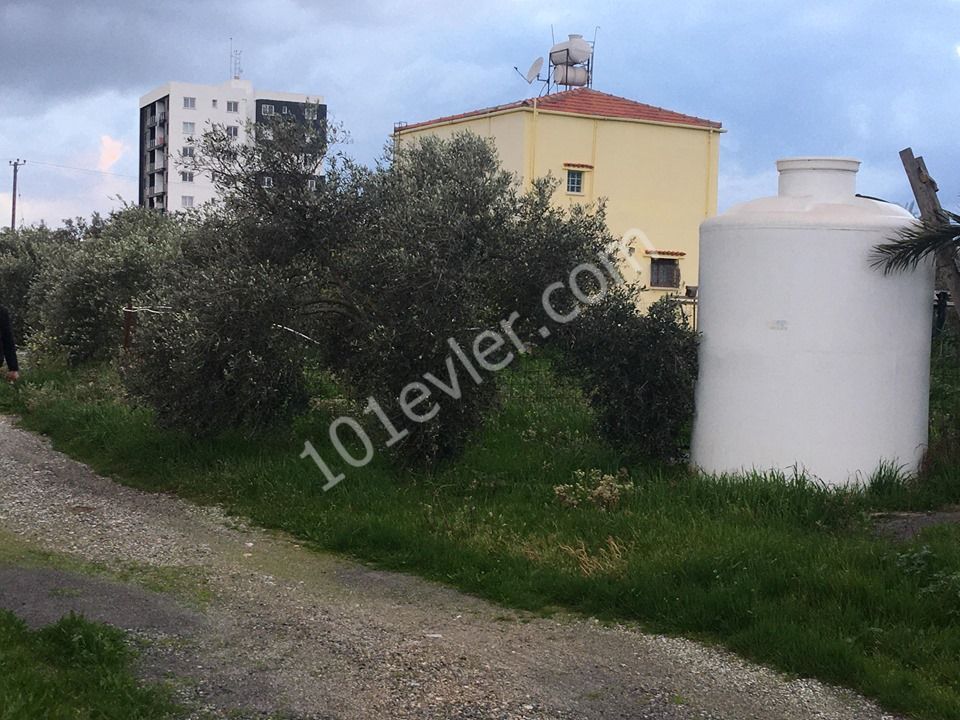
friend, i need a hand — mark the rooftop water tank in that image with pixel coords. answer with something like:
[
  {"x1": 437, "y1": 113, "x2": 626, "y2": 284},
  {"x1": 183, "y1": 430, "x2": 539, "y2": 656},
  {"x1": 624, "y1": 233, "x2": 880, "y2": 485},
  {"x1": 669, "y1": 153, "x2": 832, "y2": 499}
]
[
  {"x1": 549, "y1": 34, "x2": 592, "y2": 66},
  {"x1": 552, "y1": 65, "x2": 590, "y2": 87},
  {"x1": 691, "y1": 157, "x2": 934, "y2": 486}
]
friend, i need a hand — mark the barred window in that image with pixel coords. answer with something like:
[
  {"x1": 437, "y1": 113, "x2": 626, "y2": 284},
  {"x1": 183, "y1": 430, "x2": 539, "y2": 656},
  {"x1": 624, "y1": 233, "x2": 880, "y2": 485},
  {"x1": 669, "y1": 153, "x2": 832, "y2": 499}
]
[{"x1": 650, "y1": 258, "x2": 681, "y2": 288}]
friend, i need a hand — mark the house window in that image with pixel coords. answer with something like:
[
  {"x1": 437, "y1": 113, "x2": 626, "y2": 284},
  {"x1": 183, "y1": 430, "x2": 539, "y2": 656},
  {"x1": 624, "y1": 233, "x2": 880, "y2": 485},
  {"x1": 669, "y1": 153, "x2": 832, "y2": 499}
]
[
  {"x1": 281, "y1": 106, "x2": 289, "y2": 115},
  {"x1": 226, "y1": 125, "x2": 239, "y2": 138},
  {"x1": 261, "y1": 104, "x2": 275, "y2": 116},
  {"x1": 180, "y1": 171, "x2": 194, "y2": 182},
  {"x1": 261, "y1": 176, "x2": 274, "y2": 188},
  {"x1": 211, "y1": 99, "x2": 218, "y2": 108},
  {"x1": 181, "y1": 146, "x2": 195, "y2": 158},
  {"x1": 181, "y1": 195, "x2": 194, "y2": 208},
  {"x1": 307, "y1": 178, "x2": 316, "y2": 191},
  {"x1": 182, "y1": 121, "x2": 195, "y2": 135},
  {"x1": 566, "y1": 169, "x2": 584, "y2": 194},
  {"x1": 183, "y1": 96, "x2": 196, "y2": 109},
  {"x1": 304, "y1": 106, "x2": 318, "y2": 120},
  {"x1": 650, "y1": 258, "x2": 681, "y2": 289},
  {"x1": 227, "y1": 101, "x2": 239, "y2": 113}
]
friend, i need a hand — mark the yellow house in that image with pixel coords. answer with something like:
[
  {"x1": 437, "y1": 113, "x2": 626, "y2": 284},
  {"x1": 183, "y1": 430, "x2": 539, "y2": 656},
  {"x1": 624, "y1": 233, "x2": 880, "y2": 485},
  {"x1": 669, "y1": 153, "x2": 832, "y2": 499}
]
[{"x1": 394, "y1": 87, "x2": 722, "y2": 309}]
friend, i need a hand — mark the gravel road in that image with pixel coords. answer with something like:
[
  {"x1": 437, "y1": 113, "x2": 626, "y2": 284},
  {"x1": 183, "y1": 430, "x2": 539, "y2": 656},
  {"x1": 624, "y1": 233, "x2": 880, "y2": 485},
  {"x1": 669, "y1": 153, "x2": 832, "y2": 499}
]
[{"x1": 0, "y1": 415, "x2": 903, "y2": 719}]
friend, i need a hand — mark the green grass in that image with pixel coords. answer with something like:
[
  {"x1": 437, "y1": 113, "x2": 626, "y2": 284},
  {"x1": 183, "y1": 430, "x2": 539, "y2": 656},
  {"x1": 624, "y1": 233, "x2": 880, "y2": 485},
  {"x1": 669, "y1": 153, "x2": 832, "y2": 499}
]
[
  {"x1": 1, "y1": 339, "x2": 959, "y2": 719},
  {"x1": 0, "y1": 610, "x2": 181, "y2": 719}
]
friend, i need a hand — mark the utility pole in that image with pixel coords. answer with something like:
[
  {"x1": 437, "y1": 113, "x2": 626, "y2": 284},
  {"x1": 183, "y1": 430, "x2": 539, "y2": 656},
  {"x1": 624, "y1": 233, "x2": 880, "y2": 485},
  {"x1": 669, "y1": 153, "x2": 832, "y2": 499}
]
[
  {"x1": 8, "y1": 159, "x2": 25, "y2": 231},
  {"x1": 900, "y1": 148, "x2": 960, "y2": 325}
]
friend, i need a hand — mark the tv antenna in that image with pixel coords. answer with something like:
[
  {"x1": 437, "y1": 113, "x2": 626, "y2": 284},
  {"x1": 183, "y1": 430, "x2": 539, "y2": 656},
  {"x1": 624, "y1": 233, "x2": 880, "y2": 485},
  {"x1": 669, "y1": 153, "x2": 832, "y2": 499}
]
[{"x1": 229, "y1": 37, "x2": 243, "y2": 79}]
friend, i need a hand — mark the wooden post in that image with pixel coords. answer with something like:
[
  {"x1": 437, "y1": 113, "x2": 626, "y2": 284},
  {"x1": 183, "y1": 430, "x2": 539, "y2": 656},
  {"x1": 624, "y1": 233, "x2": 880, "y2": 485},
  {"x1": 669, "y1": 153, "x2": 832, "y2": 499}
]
[
  {"x1": 122, "y1": 304, "x2": 135, "y2": 351},
  {"x1": 899, "y1": 148, "x2": 960, "y2": 323}
]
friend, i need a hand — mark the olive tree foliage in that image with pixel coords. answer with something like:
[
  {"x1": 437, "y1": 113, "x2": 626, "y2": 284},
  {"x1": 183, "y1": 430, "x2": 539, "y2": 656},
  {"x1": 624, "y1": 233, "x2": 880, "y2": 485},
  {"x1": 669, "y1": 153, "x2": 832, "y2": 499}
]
[
  {"x1": 0, "y1": 210, "x2": 179, "y2": 364},
  {"x1": 28, "y1": 207, "x2": 182, "y2": 365},
  {"x1": 323, "y1": 135, "x2": 523, "y2": 461},
  {"x1": 119, "y1": 234, "x2": 312, "y2": 433},
  {"x1": 0, "y1": 222, "x2": 82, "y2": 341},
  {"x1": 323, "y1": 135, "x2": 615, "y2": 462},
  {"x1": 120, "y1": 114, "x2": 365, "y2": 435},
  {"x1": 555, "y1": 291, "x2": 700, "y2": 462},
  {"x1": 120, "y1": 123, "x2": 619, "y2": 459}
]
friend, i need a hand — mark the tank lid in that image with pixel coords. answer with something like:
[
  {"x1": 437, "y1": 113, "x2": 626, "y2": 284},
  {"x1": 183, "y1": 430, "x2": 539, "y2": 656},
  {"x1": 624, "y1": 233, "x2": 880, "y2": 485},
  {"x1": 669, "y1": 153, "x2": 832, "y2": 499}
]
[{"x1": 777, "y1": 157, "x2": 860, "y2": 200}]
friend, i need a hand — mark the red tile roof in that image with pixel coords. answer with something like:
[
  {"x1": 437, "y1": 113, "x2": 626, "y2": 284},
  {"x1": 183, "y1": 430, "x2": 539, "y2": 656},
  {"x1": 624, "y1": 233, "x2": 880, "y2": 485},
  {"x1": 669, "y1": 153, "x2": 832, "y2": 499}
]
[
  {"x1": 398, "y1": 87, "x2": 722, "y2": 132},
  {"x1": 645, "y1": 249, "x2": 687, "y2": 257}
]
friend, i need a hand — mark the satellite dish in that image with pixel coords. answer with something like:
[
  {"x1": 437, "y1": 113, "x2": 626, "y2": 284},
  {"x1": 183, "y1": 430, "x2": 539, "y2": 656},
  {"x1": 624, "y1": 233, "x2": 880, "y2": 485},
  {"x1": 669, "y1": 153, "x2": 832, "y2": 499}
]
[{"x1": 525, "y1": 57, "x2": 544, "y2": 83}]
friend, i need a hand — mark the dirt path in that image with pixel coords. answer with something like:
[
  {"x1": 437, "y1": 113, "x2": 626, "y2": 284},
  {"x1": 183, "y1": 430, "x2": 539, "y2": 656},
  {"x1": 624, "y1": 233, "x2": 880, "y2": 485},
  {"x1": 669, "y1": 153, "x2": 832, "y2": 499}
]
[{"x1": 0, "y1": 415, "x2": 902, "y2": 720}]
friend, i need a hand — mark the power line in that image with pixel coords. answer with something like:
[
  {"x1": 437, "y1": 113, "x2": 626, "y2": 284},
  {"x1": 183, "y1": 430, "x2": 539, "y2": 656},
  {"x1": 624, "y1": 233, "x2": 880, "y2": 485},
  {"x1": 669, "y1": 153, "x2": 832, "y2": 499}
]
[{"x1": 6, "y1": 159, "x2": 136, "y2": 179}]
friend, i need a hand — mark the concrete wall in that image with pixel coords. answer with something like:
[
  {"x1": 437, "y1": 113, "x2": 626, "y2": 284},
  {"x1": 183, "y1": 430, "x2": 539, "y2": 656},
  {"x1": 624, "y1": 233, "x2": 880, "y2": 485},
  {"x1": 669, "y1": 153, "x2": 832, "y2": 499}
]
[{"x1": 397, "y1": 106, "x2": 720, "y2": 309}]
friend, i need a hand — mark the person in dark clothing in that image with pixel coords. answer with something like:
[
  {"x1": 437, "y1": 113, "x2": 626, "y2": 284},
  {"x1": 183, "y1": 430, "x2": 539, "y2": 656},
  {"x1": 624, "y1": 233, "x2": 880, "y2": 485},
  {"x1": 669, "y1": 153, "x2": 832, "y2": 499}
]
[{"x1": 0, "y1": 306, "x2": 19, "y2": 381}]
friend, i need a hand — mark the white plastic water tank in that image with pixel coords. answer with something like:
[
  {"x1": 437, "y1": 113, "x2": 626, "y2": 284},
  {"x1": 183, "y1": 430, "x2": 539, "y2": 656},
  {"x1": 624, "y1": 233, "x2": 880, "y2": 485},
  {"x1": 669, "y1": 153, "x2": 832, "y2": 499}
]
[
  {"x1": 549, "y1": 34, "x2": 592, "y2": 66},
  {"x1": 691, "y1": 157, "x2": 934, "y2": 486},
  {"x1": 552, "y1": 65, "x2": 590, "y2": 87}
]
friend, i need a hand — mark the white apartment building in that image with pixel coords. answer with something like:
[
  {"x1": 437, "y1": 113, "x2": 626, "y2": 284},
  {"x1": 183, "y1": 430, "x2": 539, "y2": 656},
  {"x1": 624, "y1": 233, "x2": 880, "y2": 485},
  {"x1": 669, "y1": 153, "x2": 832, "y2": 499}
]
[{"x1": 138, "y1": 78, "x2": 325, "y2": 211}]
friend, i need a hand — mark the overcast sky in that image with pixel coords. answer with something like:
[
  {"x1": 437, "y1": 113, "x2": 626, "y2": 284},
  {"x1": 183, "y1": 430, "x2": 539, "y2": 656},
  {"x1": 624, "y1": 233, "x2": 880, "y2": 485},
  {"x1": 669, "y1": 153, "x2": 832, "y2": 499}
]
[{"x1": 2, "y1": 0, "x2": 959, "y2": 226}]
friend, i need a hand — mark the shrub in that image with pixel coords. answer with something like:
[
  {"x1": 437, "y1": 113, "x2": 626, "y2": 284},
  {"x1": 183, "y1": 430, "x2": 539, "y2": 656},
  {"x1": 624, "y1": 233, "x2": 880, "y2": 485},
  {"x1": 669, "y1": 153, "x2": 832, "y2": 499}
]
[
  {"x1": 321, "y1": 133, "x2": 616, "y2": 464},
  {"x1": 29, "y1": 208, "x2": 180, "y2": 365},
  {"x1": 120, "y1": 237, "x2": 311, "y2": 435},
  {"x1": 122, "y1": 129, "x2": 614, "y2": 458},
  {"x1": 0, "y1": 224, "x2": 79, "y2": 340},
  {"x1": 556, "y1": 292, "x2": 699, "y2": 462},
  {"x1": 323, "y1": 134, "x2": 513, "y2": 462}
]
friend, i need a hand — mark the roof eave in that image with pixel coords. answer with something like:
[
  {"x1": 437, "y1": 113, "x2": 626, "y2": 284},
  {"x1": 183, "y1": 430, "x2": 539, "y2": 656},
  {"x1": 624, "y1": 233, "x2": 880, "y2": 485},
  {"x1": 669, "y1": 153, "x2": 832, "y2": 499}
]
[{"x1": 397, "y1": 104, "x2": 723, "y2": 135}]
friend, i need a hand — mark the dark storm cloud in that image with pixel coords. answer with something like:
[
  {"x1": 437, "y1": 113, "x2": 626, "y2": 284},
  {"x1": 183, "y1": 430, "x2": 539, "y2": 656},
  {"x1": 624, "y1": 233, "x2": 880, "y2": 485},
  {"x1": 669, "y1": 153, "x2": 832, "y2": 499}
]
[
  {"x1": 0, "y1": 0, "x2": 414, "y2": 105},
  {"x1": 2, "y1": 0, "x2": 960, "y2": 223}
]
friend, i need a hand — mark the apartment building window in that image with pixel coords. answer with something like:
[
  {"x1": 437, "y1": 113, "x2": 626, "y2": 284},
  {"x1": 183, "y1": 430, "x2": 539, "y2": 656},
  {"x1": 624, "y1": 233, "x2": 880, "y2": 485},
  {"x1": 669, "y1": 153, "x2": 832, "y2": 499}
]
[
  {"x1": 182, "y1": 121, "x2": 195, "y2": 135},
  {"x1": 211, "y1": 99, "x2": 218, "y2": 108},
  {"x1": 304, "y1": 106, "x2": 318, "y2": 120},
  {"x1": 262, "y1": 104, "x2": 275, "y2": 116},
  {"x1": 227, "y1": 101, "x2": 239, "y2": 112},
  {"x1": 183, "y1": 96, "x2": 196, "y2": 109},
  {"x1": 650, "y1": 258, "x2": 681, "y2": 289},
  {"x1": 566, "y1": 169, "x2": 584, "y2": 194},
  {"x1": 181, "y1": 146, "x2": 195, "y2": 158},
  {"x1": 226, "y1": 126, "x2": 239, "y2": 138},
  {"x1": 261, "y1": 176, "x2": 274, "y2": 189},
  {"x1": 180, "y1": 171, "x2": 194, "y2": 182},
  {"x1": 181, "y1": 195, "x2": 194, "y2": 208}
]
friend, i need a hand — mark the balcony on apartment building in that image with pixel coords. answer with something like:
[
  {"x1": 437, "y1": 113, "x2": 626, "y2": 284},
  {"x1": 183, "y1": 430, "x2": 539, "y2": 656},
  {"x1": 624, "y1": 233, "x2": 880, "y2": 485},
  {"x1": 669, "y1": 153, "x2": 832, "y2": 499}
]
[
  {"x1": 146, "y1": 135, "x2": 166, "y2": 151},
  {"x1": 146, "y1": 109, "x2": 167, "y2": 129},
  {"x1": 146, "y1": 156, "x2": 166, "y2": 174}
]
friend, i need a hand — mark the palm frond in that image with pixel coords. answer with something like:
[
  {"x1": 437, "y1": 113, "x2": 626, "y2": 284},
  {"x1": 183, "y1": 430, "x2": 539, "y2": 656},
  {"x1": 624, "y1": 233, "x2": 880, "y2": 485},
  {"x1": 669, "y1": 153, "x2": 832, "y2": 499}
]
[{"x1": 871, "y1": 210, "x2": 960, "y2": 274}]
